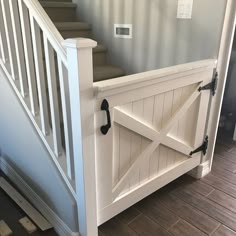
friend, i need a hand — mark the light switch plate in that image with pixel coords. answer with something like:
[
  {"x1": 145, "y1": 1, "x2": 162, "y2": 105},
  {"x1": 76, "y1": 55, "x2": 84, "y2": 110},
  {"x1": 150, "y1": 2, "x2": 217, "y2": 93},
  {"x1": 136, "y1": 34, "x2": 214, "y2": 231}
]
[{"x1": 177, "y1": 0, "x2": 193, "y2": 19}]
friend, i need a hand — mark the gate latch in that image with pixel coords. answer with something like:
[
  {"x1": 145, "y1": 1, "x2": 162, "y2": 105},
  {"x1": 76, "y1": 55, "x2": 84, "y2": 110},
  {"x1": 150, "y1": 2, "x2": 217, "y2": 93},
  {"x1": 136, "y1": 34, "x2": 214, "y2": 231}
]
[
  {"x1": 190, "y1": 136, "x2": 208, "y2": 156},
  {"x1": 199, "y1": 72, "x2": 218, "y2": 96}
]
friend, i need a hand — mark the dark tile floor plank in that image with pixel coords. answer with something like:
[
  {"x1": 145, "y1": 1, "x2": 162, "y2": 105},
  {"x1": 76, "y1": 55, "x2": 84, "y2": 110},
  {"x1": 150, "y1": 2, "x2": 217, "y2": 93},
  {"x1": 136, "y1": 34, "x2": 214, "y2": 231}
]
[
  {"x1": 212, "y1": 164, "x2": 236, "y2": 185},
  {"x1": 214, "y1": 143, "x2": 232, "y2": 154},
  {"x1": 175, "y1": 175, "x2": 214, "y2": 196},
  {"x1": 134, "y1": 196, "x2": 179, "y2": 230},
  {"x1": 172, "y1": 188, "x2": 236, "y2": 232},
  {"x1": 213, "y1": 225, "x2": 236, "y2": 236},
  {"x1": 208, "y1": 190, "x2": 236, "y2": 213},
  {"x1": 128, "y1": 214, "x2": 171, "y2": 236},
  {"x1": 116, "y1": 206, "x2": 141, "y2": 225},
  {"x1": 202, "y1": 173, "x2": 236, "y2": 198},
  {"x1": 168, "y1": 220, "x2": 207, "y2": 236},
  {"x1": 99, "y1": 218, "x2": 137, "y2": 236},
  {"x1": 215, "y1": 152, "x2": 236, "y2": 164},
  {"x1": 212, "y1": 155, "x2": 236, "y2": 173},
  {"x1": 229, "y1": 147, "x2": 236, "y2": 156},
  {"x1": 153, "y1": 192, "x2": 220, "y2": 235},
  {"x1": 216, "y1": 138, "x2": 235, "y2": 150}
]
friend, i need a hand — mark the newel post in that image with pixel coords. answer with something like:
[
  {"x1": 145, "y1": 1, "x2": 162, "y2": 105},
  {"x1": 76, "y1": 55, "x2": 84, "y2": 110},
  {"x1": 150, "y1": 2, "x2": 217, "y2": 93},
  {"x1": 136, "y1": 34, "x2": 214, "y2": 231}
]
[{"x1": 62, "y1": 38, "x2": 98, "y2": 236}]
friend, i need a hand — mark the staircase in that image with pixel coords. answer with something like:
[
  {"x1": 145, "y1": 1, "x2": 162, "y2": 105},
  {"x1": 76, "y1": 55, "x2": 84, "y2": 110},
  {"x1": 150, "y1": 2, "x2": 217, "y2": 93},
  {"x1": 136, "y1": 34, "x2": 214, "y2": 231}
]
[{"x1": 39, "y1": 0, "x2": 125, "y2": 82}]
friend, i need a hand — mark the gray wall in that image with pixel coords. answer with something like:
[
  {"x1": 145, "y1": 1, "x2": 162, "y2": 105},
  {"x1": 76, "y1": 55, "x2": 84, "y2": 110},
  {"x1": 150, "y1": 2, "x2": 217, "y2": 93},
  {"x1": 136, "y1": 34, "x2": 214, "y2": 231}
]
[
  {"x1": 75, "y1": 0, "x2": 226, "y2": 74},
  {"x1": 0, "y1": 69, "x2": 79, "y2": 232}
]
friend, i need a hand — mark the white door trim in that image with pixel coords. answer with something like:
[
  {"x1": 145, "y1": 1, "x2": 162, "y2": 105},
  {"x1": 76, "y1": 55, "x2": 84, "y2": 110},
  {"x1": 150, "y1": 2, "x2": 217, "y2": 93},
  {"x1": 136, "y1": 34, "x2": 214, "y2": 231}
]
[{"x1": 193, "y1": 0, "x2": 236, "y2": 178}]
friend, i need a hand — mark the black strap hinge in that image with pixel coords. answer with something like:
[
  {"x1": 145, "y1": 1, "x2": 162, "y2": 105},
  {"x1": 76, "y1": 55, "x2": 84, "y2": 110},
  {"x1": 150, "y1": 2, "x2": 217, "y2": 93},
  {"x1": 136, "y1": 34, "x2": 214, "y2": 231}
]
[
  {"x1": 199, "y1": 72, "x2": 218, "y2": 96},
  {"x1": 190, "y1": 136, "x2": 208, "y2": 156}
]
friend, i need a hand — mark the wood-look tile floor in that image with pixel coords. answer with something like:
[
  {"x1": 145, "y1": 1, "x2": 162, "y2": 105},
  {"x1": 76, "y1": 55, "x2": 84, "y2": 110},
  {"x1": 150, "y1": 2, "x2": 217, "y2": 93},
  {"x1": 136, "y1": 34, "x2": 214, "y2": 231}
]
[
  {"x1": 0, "y1": 171, "x2": 58, "y2": 236},
  {"x1": 99, "y1": 133, "x2": 236, "y2": 236}
]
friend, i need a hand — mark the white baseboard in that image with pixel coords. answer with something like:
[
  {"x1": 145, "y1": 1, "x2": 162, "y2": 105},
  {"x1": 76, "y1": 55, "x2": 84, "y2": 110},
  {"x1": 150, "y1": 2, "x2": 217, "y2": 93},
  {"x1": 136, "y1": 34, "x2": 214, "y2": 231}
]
[
  {"x1": 188, "y1": 161, "x2": 211, "y2": 179},
  {"x1": 0, "y1": 157, "x2": 80, "y2": 236}
]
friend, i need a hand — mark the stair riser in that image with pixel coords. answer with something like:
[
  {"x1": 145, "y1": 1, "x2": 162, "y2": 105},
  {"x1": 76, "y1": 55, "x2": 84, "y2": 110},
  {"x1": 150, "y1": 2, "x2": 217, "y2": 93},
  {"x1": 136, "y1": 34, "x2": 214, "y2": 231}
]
[
  {"x1": 93, "y1": 53, "x2": 107, "y2": 66},
  {"x1": 44, "y1": 8, "x2": 76, "y2": 22},
  {"x1": 59, "y1": 30, "x2": 92, "y2": 39}
]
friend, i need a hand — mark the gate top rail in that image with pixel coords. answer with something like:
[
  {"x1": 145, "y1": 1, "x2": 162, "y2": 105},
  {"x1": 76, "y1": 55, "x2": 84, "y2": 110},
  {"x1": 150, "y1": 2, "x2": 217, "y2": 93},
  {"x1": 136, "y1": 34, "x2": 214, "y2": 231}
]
[{"x1": 94, "y1": 59, "x2": 217, "y2": 98}]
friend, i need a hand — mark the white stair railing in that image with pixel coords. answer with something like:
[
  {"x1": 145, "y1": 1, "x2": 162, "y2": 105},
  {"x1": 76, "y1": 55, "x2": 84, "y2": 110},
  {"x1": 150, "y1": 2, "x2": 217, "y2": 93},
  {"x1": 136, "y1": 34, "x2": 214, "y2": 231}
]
[{"x1": 0, "y1": 0, "x2": 97, "y2": 207}]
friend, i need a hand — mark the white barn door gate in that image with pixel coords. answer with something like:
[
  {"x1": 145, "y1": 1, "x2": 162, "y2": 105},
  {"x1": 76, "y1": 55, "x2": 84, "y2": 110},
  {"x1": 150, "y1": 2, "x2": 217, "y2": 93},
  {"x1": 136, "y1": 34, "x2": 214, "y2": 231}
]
[{"x1": 94, "y1": 60, "x2": 217, "y2": 225}]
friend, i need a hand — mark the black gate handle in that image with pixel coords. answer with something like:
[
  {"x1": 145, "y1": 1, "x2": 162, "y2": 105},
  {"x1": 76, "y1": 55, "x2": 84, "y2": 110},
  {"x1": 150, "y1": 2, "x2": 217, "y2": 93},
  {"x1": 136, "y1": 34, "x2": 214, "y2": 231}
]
[{"x1": 100, "y1": 99, "x2": 111, "y2": 135}]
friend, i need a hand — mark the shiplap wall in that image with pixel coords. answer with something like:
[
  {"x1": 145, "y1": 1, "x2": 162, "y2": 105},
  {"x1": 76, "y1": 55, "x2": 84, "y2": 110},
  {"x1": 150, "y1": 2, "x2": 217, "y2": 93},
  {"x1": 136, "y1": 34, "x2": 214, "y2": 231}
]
[{"x1": 74, "y1": 0, "x2": 226, "y2": 74}]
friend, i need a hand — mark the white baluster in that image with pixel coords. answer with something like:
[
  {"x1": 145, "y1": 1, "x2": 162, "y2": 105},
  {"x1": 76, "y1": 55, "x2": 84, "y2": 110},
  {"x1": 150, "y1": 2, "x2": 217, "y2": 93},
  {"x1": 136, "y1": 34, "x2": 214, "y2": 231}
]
[
  {"x1": 9, "y1": 0, "x2": 28, "y2": 97},
  {"x1": 44, "y1": 34, "x2": 62, "y2": 157},
  {"x1": 57, "y1": 58, "x2": 74, "y2": 179},
  {"x1": 1, "y1": 0, "x2": 18, "y2": 80},
  {"x1": 0, "y1": 1, "x2": 8, "y2": 63},
  {"x1": 18, "y1": 0, "x2": 39, "y2": 116},
  {"x1": 30, "y1": 15, "x2": 50, "y2": 136}
]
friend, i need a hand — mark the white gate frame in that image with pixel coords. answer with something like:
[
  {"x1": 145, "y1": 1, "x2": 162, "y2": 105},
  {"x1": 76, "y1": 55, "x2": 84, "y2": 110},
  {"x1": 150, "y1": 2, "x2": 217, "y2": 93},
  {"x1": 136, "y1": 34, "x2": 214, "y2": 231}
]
[{"x1": 190, "y1": 0, "x2": 236, "y2": 179}]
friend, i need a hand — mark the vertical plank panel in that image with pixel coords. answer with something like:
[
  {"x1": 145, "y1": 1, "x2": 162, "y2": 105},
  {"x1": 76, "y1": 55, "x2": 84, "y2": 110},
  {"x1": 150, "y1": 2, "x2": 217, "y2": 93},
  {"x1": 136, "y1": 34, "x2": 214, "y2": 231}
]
[
  {"x1": 175, "y1": 84, "x2": 197, "y2": 165},
  {"x1": 119, "y1": 126, "x2": 131, "y2": 195},
  {"x1": 166, "y1": 149, "x2": 176, "y2": 168},
  {"x1": 95, "y1": 108, "x2": 113, "y2": 208},
  {"x1": 1, "y1": 0, "x2": 18, "y2": 80},
  {"x1": 57, "y1": 58, "x2": 74, "y2": 179},
  {"x1": 149, "y1": 146, "x2": 159, "y2": 178},
  {"x1": 153, "y1": 93, "x2": 164, "y2": 174},
  {"x1": 18, "y1": 0, "x2": 39, "y2": 115},
  {"x1": 159, "y1": 90, "x2": 173, "y2": 172},
  {"x1": 193, "y1": 91, "x2": 210, "y2": 151},
  {"x1": 0, "y1": 2, "x2": 8, "y2": 63},
  {"x1": 113, "y1": 124, "x2": 120, "y2": 187},
  {"x1": 119, "y1": 103, "x2": 132, "y2": 194},
  {"x1": 168, "y1": 88, "x2": 184, "y2": 167},
  {"x1": 129, "y1": 132, "x2": 142, "y2": 191},
  {"x1": 129, "y1": 100, "x2": 143, "y2": 190},
  {"x1": 158, "y1": 144, "x2": 168, "y2": 173},
  {"x1": 44, "y1": 35, "x2": 62, "y2": 157},
  {"x1": 185, "y1": 96, "x2": 200, "y2": 147},
  {"x1": 149, "y1": 95, "x2": 159, "y2": 178},
  {"x1": 140, "y1": 96, "x2": 154, "y2": 182},
  {"x1": 178, "y1": 86, "x2": 190, "y2": 143},
  {"x1": 162, "y1": 91, "x2": 174, "y2": 128},
  {"x1": 9, "y1": 0, "x2": 28, "y2": 96},
  {"x1": 153, "y1": 93, "x2": 165, "y2": 131},
  {"x1": 170, "y1": 88, "x2": 183, "y2": 138},
  {"x1": 30, "y1": 15, "x2": 50, "y2": 136}
]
